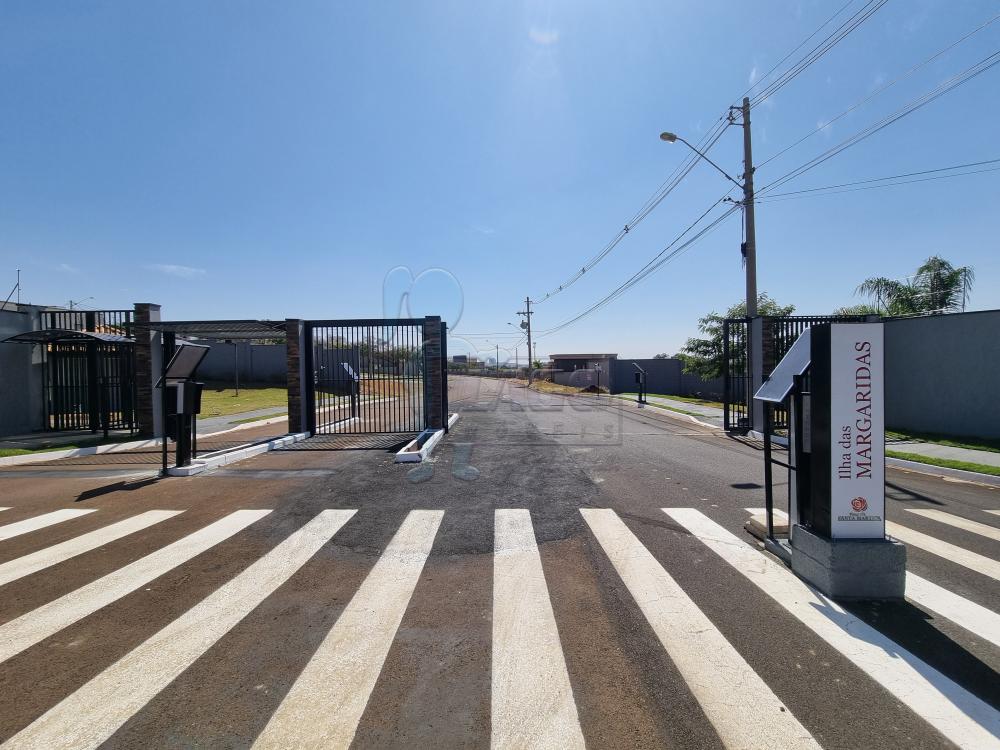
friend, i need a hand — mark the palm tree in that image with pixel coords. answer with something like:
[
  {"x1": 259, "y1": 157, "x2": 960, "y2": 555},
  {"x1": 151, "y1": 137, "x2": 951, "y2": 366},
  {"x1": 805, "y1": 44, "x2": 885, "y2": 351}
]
[{"x1": 854, "y1": 256, "x2": 973, "y2": 316}]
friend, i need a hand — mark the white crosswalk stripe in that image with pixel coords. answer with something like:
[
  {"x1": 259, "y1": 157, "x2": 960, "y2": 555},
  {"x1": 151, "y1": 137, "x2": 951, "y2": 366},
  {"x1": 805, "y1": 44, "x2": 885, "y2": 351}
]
[
  {"x1": 985, "y1": 510, "x2": 1000, "y2": 517},
  {"x1": 490, "y1": 509, "x2": 585, "y2": 750},
  {"x1": 0, "y1": 509, "x2": 97, "y2": 541},
  {"x1": 252, "y1": 509, "x2": 440, "y2": 749},
  {"x1": 886, "y1": 521, "x2": 1000, "y2": 582},
  {"x1": 668, "y1": 508, "x2": 1000, "y2": 750},
  {"x1": 583, "y1": 508, "x2": 819, "y2": 750},
  {"x1": 0, "y1": 511, "x2": 182, "y2": 588},
  {"x1": 2, "y1": 509, "x2": 355, "y2": 750},
  {"x1": 0, "y1": 509, "x2": 270, "y2": 665},
  {"x1": 904, "y1": 508, "x2": 1000, "y2": 542},
  {"x1": 905, "y1": 573, "x2": 1000, "y2": 650},
  {"x1": 744, "y1": 507, "x2": 1000, "y2": 650}
]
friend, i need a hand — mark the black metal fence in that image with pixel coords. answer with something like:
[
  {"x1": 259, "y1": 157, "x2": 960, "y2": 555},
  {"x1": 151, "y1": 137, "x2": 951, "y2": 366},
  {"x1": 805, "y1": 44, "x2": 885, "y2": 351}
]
[
  {"x1": 42, "y1": 309, "x2": 137, "y2": 433},
  {"x1": 723, "y1": 315, "x2": 868, "y2": 431},
  {"x1": 304, "y1": 319, "x2": 427, "y2": 435}
]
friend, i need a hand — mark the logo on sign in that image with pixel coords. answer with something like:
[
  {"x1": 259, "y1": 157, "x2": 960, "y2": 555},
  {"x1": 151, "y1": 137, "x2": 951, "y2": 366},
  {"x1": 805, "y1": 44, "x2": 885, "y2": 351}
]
[{"x1": 851, "y1": 496, "x2": 868, "y2": 513}]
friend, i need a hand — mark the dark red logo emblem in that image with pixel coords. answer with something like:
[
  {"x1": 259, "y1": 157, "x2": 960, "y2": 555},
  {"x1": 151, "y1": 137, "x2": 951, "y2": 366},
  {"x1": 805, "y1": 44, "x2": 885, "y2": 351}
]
[{"x1": 851, "y1": 497, "x2": 868, "y2": 512}]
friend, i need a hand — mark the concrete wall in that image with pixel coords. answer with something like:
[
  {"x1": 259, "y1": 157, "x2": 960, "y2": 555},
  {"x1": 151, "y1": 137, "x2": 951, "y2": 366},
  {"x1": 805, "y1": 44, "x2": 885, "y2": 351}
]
[
  {"x1": 610, "y1": 358, "x2": 724, "y2": 399},
  {"x1": 195, "y1": 342, "x2": 287, "y2": 384},
  {"x1": 0, "y1": 306, "x2": 45, "y2": 436},
  {"x1": 884, "y1": 310, "x2": 1000, "y2": 439}
]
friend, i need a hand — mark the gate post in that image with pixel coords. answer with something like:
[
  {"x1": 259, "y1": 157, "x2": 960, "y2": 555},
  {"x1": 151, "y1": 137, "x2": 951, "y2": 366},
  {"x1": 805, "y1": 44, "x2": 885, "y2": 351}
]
[
  {"x1": 285, "y1": 319, "x2": 308, "y2": 434},
  {"x1": 422, "y1": 316, "x2": 444, "y2": 430},
  {"x1": 133, "y1": 302, "x2": 162, "y2": 438}
]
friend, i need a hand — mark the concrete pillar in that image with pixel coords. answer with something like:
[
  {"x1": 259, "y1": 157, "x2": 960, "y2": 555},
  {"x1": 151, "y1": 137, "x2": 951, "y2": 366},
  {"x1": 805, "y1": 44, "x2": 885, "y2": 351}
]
[
  {"x1": 133, "y1": 303, "x2": 162, "y2": 438},
  {"x1": 285, "y1": 319, "x2": 306, "y2": 434},
  {"x1": 422, "y1": 316, "x2": 444, "y2": 429}
]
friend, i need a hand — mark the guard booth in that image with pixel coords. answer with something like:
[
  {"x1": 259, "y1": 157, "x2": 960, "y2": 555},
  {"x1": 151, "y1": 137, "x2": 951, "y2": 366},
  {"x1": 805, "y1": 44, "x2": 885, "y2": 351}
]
[
  {"x1": 754, "y1": 322, "x2": 905, "y2": 599},
  {"x1": 155, "y1": 343, "x2": 209, "y2": 473}
]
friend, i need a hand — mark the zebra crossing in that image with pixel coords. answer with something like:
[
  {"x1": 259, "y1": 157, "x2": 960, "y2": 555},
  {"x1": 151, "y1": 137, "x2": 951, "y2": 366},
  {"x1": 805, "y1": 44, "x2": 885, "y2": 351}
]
[{"x1": 0, "y1": 503, "x2": 997, "y2": 748}]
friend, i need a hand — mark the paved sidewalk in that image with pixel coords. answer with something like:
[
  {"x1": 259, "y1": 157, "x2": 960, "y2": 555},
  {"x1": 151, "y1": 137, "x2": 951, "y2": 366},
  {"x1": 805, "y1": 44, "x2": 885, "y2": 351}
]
[
  {"x1": 614, "y1": 394, "x2": 724, "y2": 428},
  {"x1": 887, "y1": 440, "x2": 1000, "y2": 468},
  {"x1": 196, "y1": 407, "x2": 287, "y2": 435}
]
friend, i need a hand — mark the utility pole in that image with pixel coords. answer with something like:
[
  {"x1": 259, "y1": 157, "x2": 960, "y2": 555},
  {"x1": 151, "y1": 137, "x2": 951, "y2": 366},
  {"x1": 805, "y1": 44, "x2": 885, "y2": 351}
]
[
  {"x1": 737, "y1": 96, "x2": 762, "y2": 431},
  {"x1": 517, "y1": 297, "x2": 534, "y2": 384},
  {"x1": 496, "y1": 344, "x2": 500, "y2": 377}
]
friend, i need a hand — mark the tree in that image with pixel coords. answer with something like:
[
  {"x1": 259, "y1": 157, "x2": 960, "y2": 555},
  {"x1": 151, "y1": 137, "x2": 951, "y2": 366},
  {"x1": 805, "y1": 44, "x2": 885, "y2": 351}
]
[
  {"x1": 679, "y1": 293, "x2": 795, "y2": 379},
  {"x1": 532, "y1": 359, "x2": 543, "y2": 370},
  {"x1": 652, "y1": 353, "x2": 670, "y2": 359},
  {"x1": 853, "y1": 256, "x2": 973, "y2": 316}
]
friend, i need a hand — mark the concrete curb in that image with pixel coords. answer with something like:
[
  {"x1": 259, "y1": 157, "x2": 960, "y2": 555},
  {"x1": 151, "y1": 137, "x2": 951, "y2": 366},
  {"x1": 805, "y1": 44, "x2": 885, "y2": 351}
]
[
  {"x1": 0, "y1": 414, "x2": 291, "y2": 468},
  {"x1": 167, "y1": 432, "x2": 310, "y2": 476},
  {"x1": 886, "y1": 456, "x2": 1000, "y2": 487},
  {"x1": 395, "y1": 413, "x2": 460, "y2": 463},
  {"x1": 609, "y1": 395, "x2": 722, "y2": 432}
]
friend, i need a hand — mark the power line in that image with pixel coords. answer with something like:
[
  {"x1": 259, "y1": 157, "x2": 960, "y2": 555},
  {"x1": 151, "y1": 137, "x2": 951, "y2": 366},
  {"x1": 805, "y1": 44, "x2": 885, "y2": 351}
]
[
  {"x1": 757, "y1": 10, "x2": 1000, "y2": 170},
  {"x1": 758, "y1": 49, "x2": 1000, "y2": 197},
  {"x1": 749, "y1": 0, "x2": 890, "y2": 107},
  {"x1": 535, "y1": 198, "x2": 740, "y2": 339},
  {"x1": 530, "y1": 117, "x2": 731, "y2": 305},
  {"x1": 738, "y1": 0, "x2": 856, "y2": 103},
  {"x1": 756, "y1": 159, "x2": 1000, "y2": 202}
]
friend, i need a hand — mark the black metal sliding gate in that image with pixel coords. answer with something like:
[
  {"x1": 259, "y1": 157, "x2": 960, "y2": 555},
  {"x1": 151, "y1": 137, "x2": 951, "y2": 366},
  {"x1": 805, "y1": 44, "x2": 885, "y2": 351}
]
[
  {"x1": 304, "y1": 319, "x2": 427, "y2": 435},
  {"x1": 42, "y1": 309, "x2": 138, "y2": 433},
  {"x1": 723, "y1": 315, "x2": 868, "y2": 431}
]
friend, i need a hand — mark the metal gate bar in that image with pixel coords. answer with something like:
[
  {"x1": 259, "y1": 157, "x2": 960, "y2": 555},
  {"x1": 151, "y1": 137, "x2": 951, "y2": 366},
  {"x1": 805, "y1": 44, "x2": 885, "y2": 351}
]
[{"x1": 304, "y1": 319, "x2": 426, "y2": 435}]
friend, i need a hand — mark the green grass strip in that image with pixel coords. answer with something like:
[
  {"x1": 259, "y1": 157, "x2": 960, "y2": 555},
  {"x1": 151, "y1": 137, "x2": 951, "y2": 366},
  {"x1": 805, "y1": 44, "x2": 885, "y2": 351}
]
[{"x1": 886, "y1": 450, "x2": 1000, "y2": 477}]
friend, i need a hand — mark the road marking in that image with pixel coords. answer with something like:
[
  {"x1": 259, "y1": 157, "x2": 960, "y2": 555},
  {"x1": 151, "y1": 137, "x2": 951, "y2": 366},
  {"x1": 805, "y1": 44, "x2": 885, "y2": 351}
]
[
  {"x1": 743, "y1": 508, "x2": 1000, "y2": 648},
  {"x1": 0, "y1": 511, "x2": 183, "y2": 588},
  {"x1": 905, "y1": 508, "x2": 1000, "y2": 542},
  {"x1": 985, "y1": 510, "x2": 1000, "y2": 517},
  {"x1": 745, "y1": 507, "x2": 788, "y2": 519},
  {"x1": 583, "y1": 509, "x2": 818, "y2": 750},
  {"x1": 252, "y1": 510, "x2": 441, "y2": 749},
  {"x1": 666, "y1": 508, "x2": 1000, "y2": 750},
  {"x1": 745, "y1": 508, "x2": 1000, "y2": 581},
  {"x1": 490, "y1": 509, "x2": 585, "y2": 750},
  {"x1": 3, "y1": 509, "x2": 353, "y2": 750},
  {"x1": 886, "y1": 521, "x2": 1000, "y2": 582},
  {"x1": 906, "y1": 573, "x2": 1000, "y2": 649},
  {"x1": 0, "y1": 509, "x2": 97, "y2": 541},
  {"x1": 0, "y1": 508, "x2": 9, "y2": 512},
  {"x1": 0, "y1": 509, "x2": 271, "y2": 665}
]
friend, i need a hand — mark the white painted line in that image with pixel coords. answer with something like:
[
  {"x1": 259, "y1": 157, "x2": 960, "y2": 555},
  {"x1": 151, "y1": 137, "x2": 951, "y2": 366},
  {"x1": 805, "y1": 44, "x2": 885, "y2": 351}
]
[
  {"x1": 986, "y1": 510, "x2": 1000, "y2": 517},
  {"x1": 4, "y1": 509, "x2": 354, "y2": 750},
  {"x1": 666, "y1": 508, "x2": 1000, "y2": 750},
  {"x1": 906, "y1": 573, "x2": 1000, "y2": 650},
  {"x1": 583, "y1": 509, "x2": 818, "y2": 750},
  {"x1": 905, "y1": 508, "x2": 1000, "y2": 542},
  {"x1": 0, "y1": 509, "x2": 97, "y2": 542},
  {"x1": 886, "y1": 521, "x2": 1000, "y2": 583},
  {"x1": 743, "y1": 508, "x2": 1000, "y2": 648},
  {"x1": 0, "y1": 509, "x2": 271, "y2": 665},
  {"x1": 0, "y1": 508, "x2": 9, "y2": 512},
  {"x1": 490, "y1": 509, "x2": 585, "y2": 750},
  {"x1": 745, "y1": 507, "x2": 789, "y2": 520},
  {"x1": 0, "y1": 510, "x2": 183, "y2": 588},
  {"x1": 252, "y1": 510, "x2": 441, "y2": 749}
]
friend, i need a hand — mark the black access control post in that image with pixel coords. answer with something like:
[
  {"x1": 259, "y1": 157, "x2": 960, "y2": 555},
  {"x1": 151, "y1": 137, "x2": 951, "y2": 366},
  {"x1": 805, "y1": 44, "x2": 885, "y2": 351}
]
[
  {"x1": 632, "y1": 363, "x2": 647, "y2": 404},
  {"x1": 155, "y1": 342, "x2": 209, "y2": 474}
]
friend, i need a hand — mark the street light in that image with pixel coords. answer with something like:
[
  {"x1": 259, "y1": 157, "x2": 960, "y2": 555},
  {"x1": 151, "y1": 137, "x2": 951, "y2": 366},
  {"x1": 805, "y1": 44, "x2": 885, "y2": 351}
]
[
  {"x1": 662, "y1": 100, "x2": 761, "y2": 430},
  {"x1": 659, "y1": 132, "x2": 743, "y2": 189}
]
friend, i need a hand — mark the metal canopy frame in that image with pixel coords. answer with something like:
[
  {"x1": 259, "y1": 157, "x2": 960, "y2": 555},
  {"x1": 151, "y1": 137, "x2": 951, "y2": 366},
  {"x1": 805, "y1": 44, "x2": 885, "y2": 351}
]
[
  {"x1": 1, "y1": 329, "x2": 134, "y2": 345},
  {"x1": 142, "y1": 320, "x2": 286, "y2": 341}
]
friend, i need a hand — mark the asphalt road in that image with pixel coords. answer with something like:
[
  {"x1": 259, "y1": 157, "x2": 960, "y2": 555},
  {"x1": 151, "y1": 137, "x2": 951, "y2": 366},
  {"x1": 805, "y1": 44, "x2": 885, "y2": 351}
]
[{"x1": 0, "y1": 374, "x2": 997, "y2": 749}]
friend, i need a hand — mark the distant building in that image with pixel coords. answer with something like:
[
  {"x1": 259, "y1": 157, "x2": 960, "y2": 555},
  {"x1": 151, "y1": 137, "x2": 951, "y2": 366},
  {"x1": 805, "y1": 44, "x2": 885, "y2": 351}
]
[
  {"x1": 549, "y1": 353, "x2": 618, "y2": 373},
  {"x1": 451, "y1": 355, "x2": 468, "y2": 364}
]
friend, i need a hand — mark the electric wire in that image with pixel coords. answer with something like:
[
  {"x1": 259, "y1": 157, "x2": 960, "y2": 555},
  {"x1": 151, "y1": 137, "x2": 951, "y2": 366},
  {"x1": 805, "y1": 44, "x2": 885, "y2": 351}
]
[
  {"x1": 755, "y1": 158, "x2": 1000, "y2": 201},
  {"x1": 756, "y1": 10, "x2": 1000, "y2": 169},
  {"x1": 749, "y1": 0, "x2": 891, "y2": 107},
  {"x1": 757, "y1": 49, "x2": 1000, "y2": 197}
]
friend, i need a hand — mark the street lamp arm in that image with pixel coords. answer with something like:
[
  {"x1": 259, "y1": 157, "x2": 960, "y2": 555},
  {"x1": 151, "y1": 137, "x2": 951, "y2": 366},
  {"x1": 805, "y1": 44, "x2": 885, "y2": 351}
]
[{"x1": 660, "y1": 132, "x2": 743, "y2": 190}]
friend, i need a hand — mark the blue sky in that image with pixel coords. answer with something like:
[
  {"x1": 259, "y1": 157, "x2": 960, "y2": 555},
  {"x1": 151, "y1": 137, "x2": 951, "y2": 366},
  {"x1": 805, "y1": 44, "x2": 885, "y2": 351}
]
[{"x1": 2, "y1": 1, "x2": 998, "y2": 361}]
